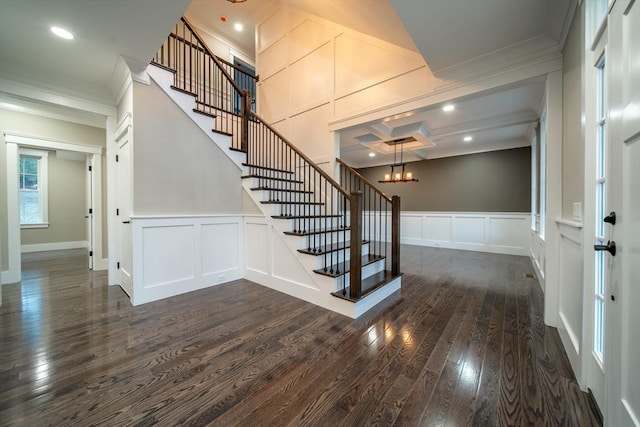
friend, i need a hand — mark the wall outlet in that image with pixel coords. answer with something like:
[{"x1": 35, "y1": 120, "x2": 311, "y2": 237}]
[{"x1": 573, "y1": 202, "x2": 582, "y2": 222}]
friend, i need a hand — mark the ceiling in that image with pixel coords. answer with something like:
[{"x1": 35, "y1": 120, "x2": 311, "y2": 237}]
[
  {"x1": 0, "y1": 0, "x2": 574, "y2": 163},
  {"x1": 339, "y1": 79, "x2": 545, "y2": 168},
  {"x1": 391, "y1": 0, "x2": 574, "y2": 74}
]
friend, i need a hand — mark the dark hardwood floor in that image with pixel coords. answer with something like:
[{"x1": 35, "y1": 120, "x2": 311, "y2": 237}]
[{"x1": 0, "y1": 247, "x2": 600, "y2": 426}]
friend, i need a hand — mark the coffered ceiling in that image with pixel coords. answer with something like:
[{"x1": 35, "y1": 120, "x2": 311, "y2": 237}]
[{"x1": 339, "y1": 79, "x2": 545, "y2": 168}]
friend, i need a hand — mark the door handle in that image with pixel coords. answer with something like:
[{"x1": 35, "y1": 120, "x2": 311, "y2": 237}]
[
  {"x1": 594, "y1": 240, "x2": 616, "y2": 256},
  {"x1": 122, "y1": 220, "x2": 131, "y2": 224},
  {"x1": 603, "y1": 211, "x2": 616, "y2": 225}
]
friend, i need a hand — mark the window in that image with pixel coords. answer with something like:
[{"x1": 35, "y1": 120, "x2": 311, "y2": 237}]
[
  {"x1": 531, "y1": 134, "x2": 538, "y2": 231},
  {"x1": 19, "y1": 149, "x2": 48, "y2": 227},
  {"x1": 539, "y1": 111, "x2": 547, "y2": 239},
  {"x1": 593, "y1": 57, "x2": 607, "y2": 365}
]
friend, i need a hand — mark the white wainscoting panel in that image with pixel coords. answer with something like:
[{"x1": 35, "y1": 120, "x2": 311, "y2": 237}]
[
  {"x1": 142, "y1": 225, "x2": 195, "y2": 288},
  {"x1": 489, "y1": 216, "x2": 529, "y2": 249},
  {"x1": 424, "y1": 215, "x2": 452, "y2": 243},
  {"x1": 401, "y1": 215, "x2": 423, "y2": 244},
  {"x1": 201, "y1": 222, "x2": 239, "y2": 276},
  {"x1": 131, "y1": 216, "x2": 243, "y2": 305},
  {"x1": 400, "y1": 212, "x2": 530, "y2": 256},
  {"x1": 454, "y1": 216, "x2": 486, "y2": 246},
  {"x1": 556, "y1": 220, "x2": 584, "y2": 385},
  {"x1": 245, "y1": 220, "x2": 270, "y2": 275}
]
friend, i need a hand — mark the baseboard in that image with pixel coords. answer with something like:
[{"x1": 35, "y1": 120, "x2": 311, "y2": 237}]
[
  {"x1": 93, "y1": 258, "x2": 108, "y2": 271},
  {"x1": 403, "y1": 239, "x2": 529, "y2": 256},
  {"x1": 21, "y1": 241, "x2": 88, "y2": 253},
  {"x1": 1, "y1": 269, "x2": 20, "y2": 284},
  {"x1": 586, "y1": 388, "x2": 604, "y2": 426},
  {"x1": 530, "y1": 251, "x2": 545, "y2": 291}
]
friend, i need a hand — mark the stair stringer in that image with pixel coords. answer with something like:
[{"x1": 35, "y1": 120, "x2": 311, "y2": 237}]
[
  {"x1": 243, "y1": 180, "x2": 401, "y2": 319},
  {"x1": 146, "y1": 65, "x2": 246, "y2": 170}
]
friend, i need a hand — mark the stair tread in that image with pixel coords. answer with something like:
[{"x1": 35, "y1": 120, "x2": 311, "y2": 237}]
[
  {"x1": 170, "y1": 85, "x2": 197, "y2": 97},
  {"x1": 215, "y1": 129, "x2": 234, "y2": 137},
  {"x1": 261, "y1": 200, "x2": 324, "y2": 206},
  {"x1": 313, "y1": 254, "x2": 385, "y2": 278},
  {"x1": 193, "y1": 108, "x2": 217, "y2": 118},
  {"x1": 151, "y1": 62, "x2": 176, "y2": 73},
  {"x1": 331, "y1": 270, "x2": 401, "y2": 302},
  {"x1": 243, "y1": 163, "x2": 293, "y2": 175},
  {"x1": 251, "y1": 187, "x2": 313, "y2": 194},
  {"x1": 242, "y1": 174, "x2": 303, "y2": 183},
  {"x1": 284, "y1": 227, "x2": 350, "y2": 236},
  {"x1": 298, "y1": 240, "x2": 369, "y2": 256},
  {"x1": 195, "y1": 100, "x2": 242, "y2": 117}
]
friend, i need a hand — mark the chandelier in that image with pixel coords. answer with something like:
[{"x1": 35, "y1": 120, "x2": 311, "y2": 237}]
[{"x1": 378, "y1": 138, "x2": 418, "y2": 183}]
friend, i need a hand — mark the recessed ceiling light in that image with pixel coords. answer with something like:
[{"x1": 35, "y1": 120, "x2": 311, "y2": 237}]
[
  {"x1": 51, "y1": 26, "x2": 74, "y2": 40},
  {"x1": 1, "y1": 102, "x2": 24, "y2": 111},
  {"x1": 463, "y1": 136, "x2": 473, "y2": 142},
  {"x1": 369, "y1": 152, "x2": 376, "y2": 157},
  {"x1": 234, "y1": 22, "x2": 244, "y2": 32},
  {"x1": 443, "y1": 104, "x2": 455, "y2": 112}
]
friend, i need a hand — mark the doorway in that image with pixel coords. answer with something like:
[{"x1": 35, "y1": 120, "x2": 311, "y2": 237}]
[{"x1": 3, "y1": 133, "x2": 105, "y2": 283}]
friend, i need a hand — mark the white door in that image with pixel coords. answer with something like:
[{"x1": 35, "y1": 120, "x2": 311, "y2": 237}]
[
  {"x1": 606, "y1": 1, "x2": 640, "y2": 425},
  {"x1": 585, "y1": 2, "x2": 640, "y2": 424},
  {"x1": 85, "y1": 155, "x2": 94, "y2": 270},
  {"x1": 115, "y1": 126, "x2": 133, "y2": 297}
]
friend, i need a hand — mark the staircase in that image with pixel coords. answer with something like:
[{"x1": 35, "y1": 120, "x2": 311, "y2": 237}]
[{"x1": 149, "y1": 17, "x2": 401, "y2": 317}]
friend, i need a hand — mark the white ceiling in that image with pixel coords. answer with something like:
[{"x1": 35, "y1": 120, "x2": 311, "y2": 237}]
[
  {"x1": 339, "y1": 79, "x2": 545, "y2": 167},
  {"x1": 185, "y1": 0, "x2": 278, "y2": 58},
  {"x1": 0, "y1": 0, "x2": 191, "y2": 104},
  {"x1": 390, "y1": 0, "x2": 574, "y2": 74},
  {"x1": 0, "y1": 0, "x2": 573, "y2": 163}
]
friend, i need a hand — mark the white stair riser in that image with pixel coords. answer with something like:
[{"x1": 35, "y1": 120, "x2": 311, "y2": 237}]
[
  {"x1": 293, "y1": 232, "x2": 349, "y2": 248},
  {"x1": 305, "y1": 243, "x2": 371, "y2": 269},
  {"x1": 268, "y1": 204, "x2": 324, "y2": 217},
  {"x1": 330, "y1": 258, "x2": 387, "y2": 293},
  {"x1": 274, "y1": 217, "x2": 347, "y2": 230}
]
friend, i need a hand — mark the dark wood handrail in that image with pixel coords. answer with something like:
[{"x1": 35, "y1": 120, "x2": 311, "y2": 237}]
[
  {"x1": 336, "y1": 158, "x2": 392, "y2": 203},
  {"x1": 249, "y1": 112, "x2": 351, "y2": 199},
  {"x1": 166, "y1": 33, "x2": 259, "y2": 79},
  {"x1": 180, "y1": 16, "x2": 247, "y2": 96}
]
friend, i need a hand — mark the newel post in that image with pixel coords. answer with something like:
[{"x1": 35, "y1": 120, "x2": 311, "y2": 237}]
[
  {"x1": 241, "y1": 89, "x2": 250, "y2": 152},
  {"x1": 391, "y1": 195, "x2": 400, "y2": 276},
  {"x1": 349, "y1": 191, "x2": 363, "y2": 299}
]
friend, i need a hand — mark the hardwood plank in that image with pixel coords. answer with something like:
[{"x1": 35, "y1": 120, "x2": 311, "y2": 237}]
[{"x1": 0, "y1": 247, "x2": 601, "y2": 426}]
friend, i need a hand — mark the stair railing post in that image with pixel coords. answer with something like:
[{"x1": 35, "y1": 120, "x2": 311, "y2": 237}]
[
  {"x1": 241, "y1": 89, "x2": 250, "y2": 152},
  {"x1": 391, "y1": 195, "x2": 400, "y2": 276},
  {"x1": 350, "y1": 191, "x2": 363, "y2": 299}
]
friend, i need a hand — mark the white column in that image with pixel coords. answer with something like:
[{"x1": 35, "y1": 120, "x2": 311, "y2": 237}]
[{"x1": 544, "y1": 70, "x2": 564, "y2": 327}]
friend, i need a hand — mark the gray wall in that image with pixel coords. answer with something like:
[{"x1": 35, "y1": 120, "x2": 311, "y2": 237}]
[
  {"x1": 132, "y1": 80, "x2": 243, "y2": 214},
  {"x1": 21, "y1": 152, "x2": 87, "y2": 245},
  {"x1": 562, "y1": 2, "x2": 585, "y2": 219},
  {"x1": 357, "y1": 147, "x2": 531, "y2": 212},
  {"x1": 0, "y1": 109, "x2": 105, "y2": 270}
]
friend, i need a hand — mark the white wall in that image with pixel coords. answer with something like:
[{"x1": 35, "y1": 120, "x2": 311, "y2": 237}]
[
  {"x1": 132, "y1": 79, "x2": 243, "y2": 215},
  {"x1": 256, "y1": 6, "x2": 439, "y2": 164},
  {"x1": 556, "y1": 220, "x2": 584, "y2": 380}
]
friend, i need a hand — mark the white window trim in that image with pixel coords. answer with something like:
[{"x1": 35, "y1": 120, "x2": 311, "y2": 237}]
[
  {"x1": 539, "y1": 110, "x2": 547, "y2": 240},
  {"x1": 19, "y1": 148, "x2": 49, "y2": 228}
]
